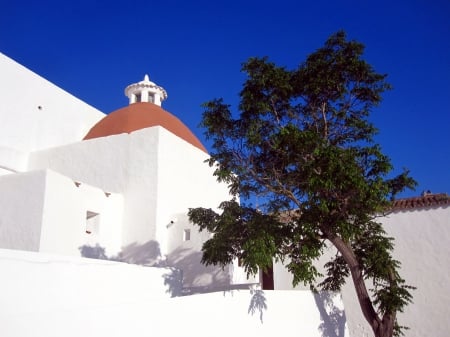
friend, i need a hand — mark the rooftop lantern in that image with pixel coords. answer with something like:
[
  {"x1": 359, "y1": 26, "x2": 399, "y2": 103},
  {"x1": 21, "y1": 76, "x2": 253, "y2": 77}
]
[{"x1": 124, "y1": 75, "x2": 168, "y2": 107}]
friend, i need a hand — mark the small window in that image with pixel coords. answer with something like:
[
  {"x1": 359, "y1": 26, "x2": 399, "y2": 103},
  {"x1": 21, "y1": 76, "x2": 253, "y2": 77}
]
[
  {"x1": 135, "y1": 93, "x2": 141, "y2": 102},
  {"x1": 183, "y1": 229, "x2": 191, "y2": 241},
  {"x1": 86, "y1": 211, "x2": 100, "y2": 234},
  {"x1": 147, "y1": 93, "x2": 154, "y2": 103}
]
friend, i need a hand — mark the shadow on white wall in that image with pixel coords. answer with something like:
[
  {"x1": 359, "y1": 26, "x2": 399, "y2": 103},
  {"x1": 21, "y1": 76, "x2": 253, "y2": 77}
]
[
  {"x1": 78, "y1": 242, "x2": 347, "y2": 337},
  {"x1": 314, "y1": 291, "x2": 347, "y2": 337}
]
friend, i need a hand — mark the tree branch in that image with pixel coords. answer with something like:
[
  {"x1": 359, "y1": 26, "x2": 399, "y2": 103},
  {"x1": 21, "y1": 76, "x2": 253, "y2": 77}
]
[{"x1": 321, "y1": 101, "x2": 328, "y2": 138}]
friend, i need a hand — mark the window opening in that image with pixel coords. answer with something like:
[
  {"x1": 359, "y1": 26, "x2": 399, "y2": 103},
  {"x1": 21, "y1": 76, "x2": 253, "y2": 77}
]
[
  {"x1": 183, "y1": 229, "x2": 191, "y2": 241},
  {"x1": 135, "y1": 93, "x2": 141, "y2": 102},
  {"x1": 86, "y1": 211, "x2": 100, "y2": 234}
]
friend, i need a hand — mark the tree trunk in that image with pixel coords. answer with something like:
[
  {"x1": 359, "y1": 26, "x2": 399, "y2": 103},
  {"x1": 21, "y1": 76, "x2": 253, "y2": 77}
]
[
  {"x1": 326, "y1": 232, "x2": 394, "y2": 337},
  {"x1": 376, "y1": 310, "x2": 396, "y2": 337}
]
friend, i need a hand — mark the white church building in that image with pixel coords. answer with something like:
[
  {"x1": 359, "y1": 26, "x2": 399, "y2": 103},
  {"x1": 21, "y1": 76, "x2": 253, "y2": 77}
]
[
  {"x1": 0, "y1": 52, "x2": 449, "y2": 337},
  {"x1": 0, "y1": 51, "x2": 256, "y2": 291}
]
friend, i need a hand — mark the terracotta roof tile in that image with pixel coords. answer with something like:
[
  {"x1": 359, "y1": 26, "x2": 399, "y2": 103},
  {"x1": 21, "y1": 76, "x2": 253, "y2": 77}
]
[{"x1": 391, "y1": 193, "x2": 450, "y2": 211}]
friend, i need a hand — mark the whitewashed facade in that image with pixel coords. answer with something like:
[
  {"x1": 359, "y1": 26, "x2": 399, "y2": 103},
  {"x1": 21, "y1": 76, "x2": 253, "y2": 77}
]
[
  {"x1": 0, "y1": 52, "x2": 252, "y2": 290},
  {"x1": 271, "y1": 193, "x2": 450, "y2": 337}
]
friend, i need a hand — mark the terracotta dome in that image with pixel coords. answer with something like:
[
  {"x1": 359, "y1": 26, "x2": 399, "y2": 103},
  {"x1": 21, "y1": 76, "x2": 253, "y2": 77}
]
[{"x1": 83, "y1": 102, "x2": 207, "y2": 153}]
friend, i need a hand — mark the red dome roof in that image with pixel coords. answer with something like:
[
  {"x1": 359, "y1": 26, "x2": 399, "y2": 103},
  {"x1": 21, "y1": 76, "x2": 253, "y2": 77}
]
[{"x1": 83, "y1": 102, "x2": 207, "y2": 152}]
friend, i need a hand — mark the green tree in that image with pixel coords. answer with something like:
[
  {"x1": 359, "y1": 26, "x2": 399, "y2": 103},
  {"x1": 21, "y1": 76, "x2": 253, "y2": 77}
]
[{"x1": 188, "y1": 31, "x2": 415, "y2": 337}]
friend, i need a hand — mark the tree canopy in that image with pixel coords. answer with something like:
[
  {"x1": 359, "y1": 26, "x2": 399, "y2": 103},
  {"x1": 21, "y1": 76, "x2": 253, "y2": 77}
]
[{"x1": 188, "y1": 31, "x2": 416, "y2": 337}]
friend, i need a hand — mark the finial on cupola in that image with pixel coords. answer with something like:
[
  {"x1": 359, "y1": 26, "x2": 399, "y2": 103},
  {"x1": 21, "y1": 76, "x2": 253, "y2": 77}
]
[{"x1": 124, "y1": 74, "x2": 168, "y2": 106}]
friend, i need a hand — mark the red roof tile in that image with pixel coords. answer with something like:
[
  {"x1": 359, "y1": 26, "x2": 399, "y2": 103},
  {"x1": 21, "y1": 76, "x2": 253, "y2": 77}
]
[{"x1": 391, "y1": 193, "x2": 450, "y2": 211}]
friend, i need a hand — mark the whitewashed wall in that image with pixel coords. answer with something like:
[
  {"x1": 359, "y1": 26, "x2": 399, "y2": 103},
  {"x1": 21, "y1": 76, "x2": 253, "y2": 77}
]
[
  {"x1": 121, "y1": 128, "x2": 161, "y2": 249},
  {"x1": 0, "y1": 170, "x2": 47, "y2": 251},
  {"x1": 28, "y1": 127, "x2": 250, "y2": 288},
  {"x1": 155, "y1": 127, "x2": 226, "y2": 254},
  {"x1": 38, "y1": 169, "x2": 124, "y2": 256},
  {"x1": 0, "y1": 146, "x2": 28, "y2": 175},
  {"x1": 28, "y1": 133, "x2": 133, "y2": 193},
  {"x1": 342, "y1": 206, "x2": 450, "y2": 337},
  {"x1": 0, "y1": 249, "x2": 348, "y2": 337},
  {"x1": 0, "y1": 169, "x2": 123, "y2": 256},
  {"x1": 156, "y1": 127, "x2": 257, "y2": 288},
  {"x1": 272, "y1": 205, "x2": 450, "y2": 337},
  {"x1": 0, "y1": 53, "x2": 104, "y2": 153}
]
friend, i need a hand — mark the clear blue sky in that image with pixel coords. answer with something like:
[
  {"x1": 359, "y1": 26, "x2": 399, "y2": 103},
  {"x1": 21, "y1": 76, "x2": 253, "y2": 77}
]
[{"x1": 1, "y1": 0, "x2": 449, "y2": 197}]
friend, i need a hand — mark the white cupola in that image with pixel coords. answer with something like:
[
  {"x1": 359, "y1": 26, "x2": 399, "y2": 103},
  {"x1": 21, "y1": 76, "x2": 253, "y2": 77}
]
[{"x1": 124, "y1": 75, "x2": 168, "y2": 106}]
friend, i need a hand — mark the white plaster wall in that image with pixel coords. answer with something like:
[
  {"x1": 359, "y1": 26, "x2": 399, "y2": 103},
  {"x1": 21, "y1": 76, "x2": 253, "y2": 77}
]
[
  {"x1": 0, "y1": 169, "x2": 123, "y2": 256},
  {"x1": 0, "y1": 249, "x2": 176, "y2": 325},
  {"x1": 0, "y1": 53, "x2": 105, "y2": 153},
  {"x1": 121, "y1": 128, "x2": 159, "y2": 247},
  {"x1": 27, "y1": 126, "x2": 252, "y2": 285},
  {"x1": 28, "y1": 134, "x2": 132, "y2": 193},
  {"x1": 26, "y1": 128, "x2": 193, "y2": 259},
  {"x1": 342, "y1": 206, "x2": 450, "y2": 337},
  {"x1": 0, "y1": 171, "x2": 46, "y2": 251},
  {"x1": 28, "y1": 130, "x2": 160, "y2": 250},
  {"x1": 0, "y1": 146, "x2": 28, "y2": 174},
  {"x1": 0, "y1": 168, "x2": 14, "y2": 175},
  {"x1": 27, "y1": 128, "x2": 188, "y2": 260},
  {"x1": 38, "y1": 169, "x2": 124, "y2": 257},
  {"x1": 0, "y1": 248, "x2": 348, "y2": 337},
  {"x1": 156, "y1": 128, "x2": 255, "y2": 288},
  {"x1": 155, "y1": 127, "x2": 231, "y2": 254},
  {"x1": 272, "y1": 205, "x2": 450, "y2": 337}
]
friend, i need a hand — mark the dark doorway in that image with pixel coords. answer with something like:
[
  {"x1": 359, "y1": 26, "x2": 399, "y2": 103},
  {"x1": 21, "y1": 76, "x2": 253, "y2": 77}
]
[{"x1": 261, "y1": 265, "x2": 274, "y2": 290}]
